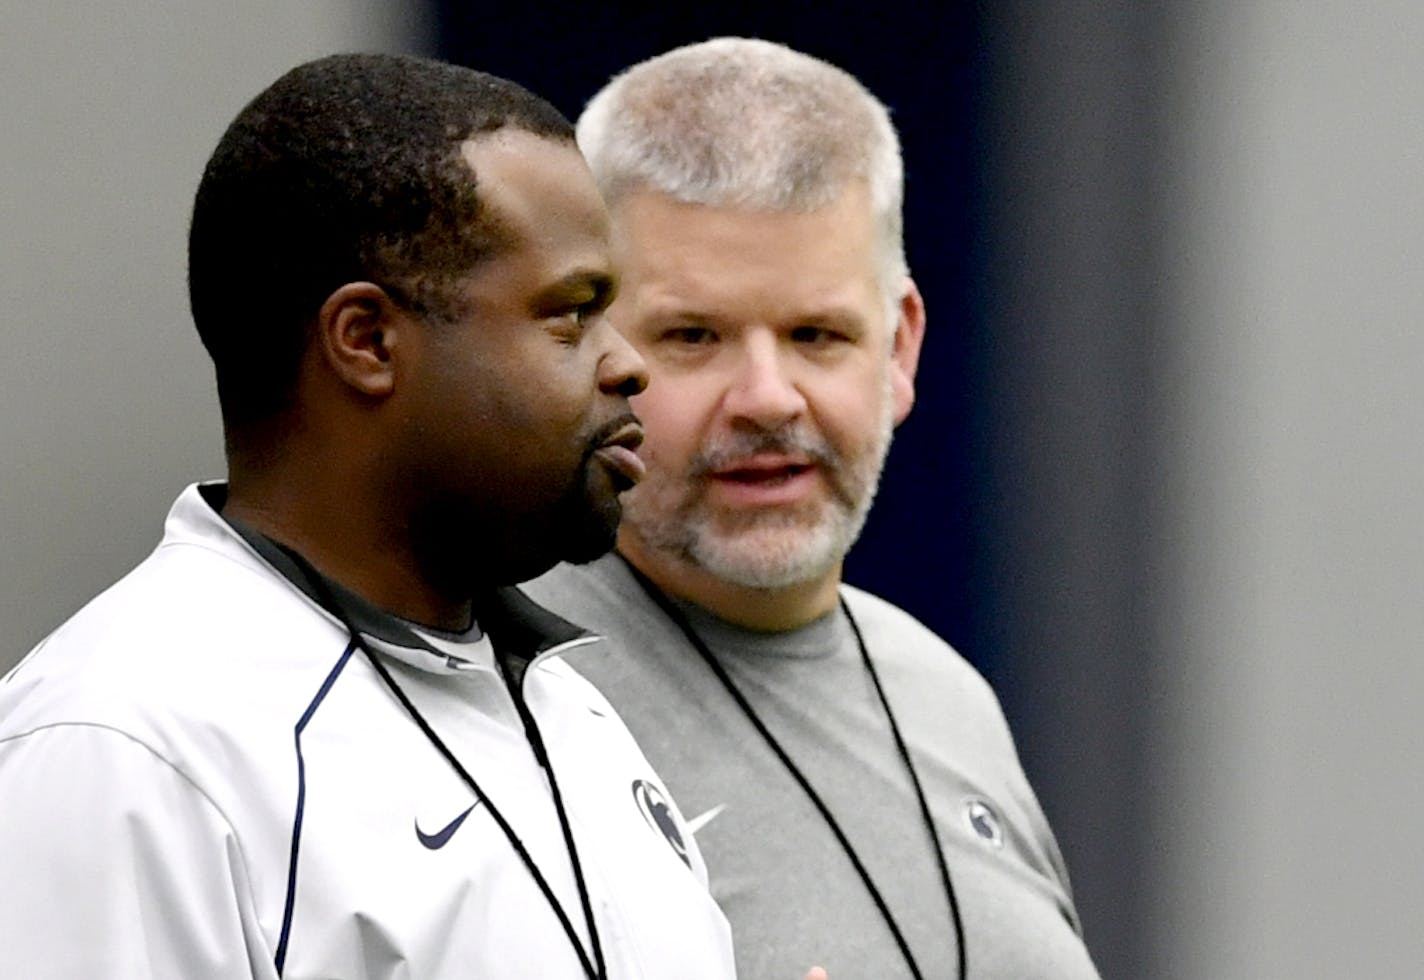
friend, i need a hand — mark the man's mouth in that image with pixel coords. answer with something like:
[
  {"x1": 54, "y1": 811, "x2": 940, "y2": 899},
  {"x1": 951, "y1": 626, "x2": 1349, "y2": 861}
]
[
  {"x1": 703, "y1": 453, "x2": 820, "y2": 502},
  {"x1": 593, "y1": 421, "x2": 646, "y2": 491},
  {"x1": 714, "y1": 462, "x2": 814, "y2": 486}
]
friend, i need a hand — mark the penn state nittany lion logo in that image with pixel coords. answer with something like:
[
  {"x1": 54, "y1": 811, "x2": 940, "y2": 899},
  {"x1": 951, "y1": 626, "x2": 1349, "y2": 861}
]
[{"x1": 631, "y1": 779, "x2": 690, "y2": 867}]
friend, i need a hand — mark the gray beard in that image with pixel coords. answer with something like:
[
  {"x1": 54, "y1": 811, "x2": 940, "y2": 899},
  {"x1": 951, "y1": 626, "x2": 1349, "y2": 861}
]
[
  {"x1": 621, "y1": 384, "x2": 895, "y2": 590},
  {"x1": 680, "y1": 487, "x2": 877, "y2": 590}
]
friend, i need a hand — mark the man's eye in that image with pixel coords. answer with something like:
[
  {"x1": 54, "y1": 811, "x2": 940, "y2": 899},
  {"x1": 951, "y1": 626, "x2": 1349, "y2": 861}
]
[
  {"x1": 790, "y1": 325, "x2": 841, "y2": 345},
  {"x1": 664, "y1": 326, "x2": 716, "y2": 345},
  {"x1": 561, "y1": 301, "x2": 604, "y2": 329}
]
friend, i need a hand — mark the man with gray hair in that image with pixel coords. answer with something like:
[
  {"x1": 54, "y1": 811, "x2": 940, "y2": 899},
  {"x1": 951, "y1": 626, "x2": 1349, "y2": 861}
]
[{"x1": 526, "y1": 38, "x2": 1100, "y2": 980}]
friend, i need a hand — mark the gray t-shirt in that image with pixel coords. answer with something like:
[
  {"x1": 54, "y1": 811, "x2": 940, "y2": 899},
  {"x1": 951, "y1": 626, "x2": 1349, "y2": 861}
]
[{"x1": 526, "y1": 554, "x2": 1100, "y2": 980}]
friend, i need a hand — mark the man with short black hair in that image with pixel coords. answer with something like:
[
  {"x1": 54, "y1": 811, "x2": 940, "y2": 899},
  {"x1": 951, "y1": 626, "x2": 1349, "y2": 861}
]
[
  {"x1": 527, "y1": 38, "x2": 1101, "y2": 980},
  {"x1": 0, "y1": 53, "x2": 734, "y2": 980}
]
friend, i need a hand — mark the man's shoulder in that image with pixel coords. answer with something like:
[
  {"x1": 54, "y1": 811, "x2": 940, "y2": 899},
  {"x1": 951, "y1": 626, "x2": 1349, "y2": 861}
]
[
  {"x1": 524, "y1": 554, "x2": 651, "y2": 633},
  {"x1": 839, "y1": 583, "x2": 965, "y2": 659},
  {"x1": 25, "y1": 482, "x2": 318, "y2": 654},
  {"x1": 838, "y1": 582, "x2": 1003, "y2": 705},
  {"x1": 838, "y1": 583, "x2": 945, "y2": 639},
  {"x1": 21, "y1": 521, "x2": 323, "y2": 667},
  {"x1": 0, "y1": 505, "x2": 341, "y2": 756}
]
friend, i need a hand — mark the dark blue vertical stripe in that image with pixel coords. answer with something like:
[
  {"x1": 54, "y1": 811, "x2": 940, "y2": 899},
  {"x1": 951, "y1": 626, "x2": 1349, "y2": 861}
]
[{"x1": 274, "y1": 639, "x2": 359, "y2": 976}]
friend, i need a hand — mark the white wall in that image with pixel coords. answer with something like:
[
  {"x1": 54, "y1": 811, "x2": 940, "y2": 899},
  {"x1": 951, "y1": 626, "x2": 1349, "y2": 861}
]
[
  {"x1": 1155, "y1": 2, "x2": 1424, "y2": 976},
  {"x1": 0, "y1": 1, "x2": 428, "y2": 669}
]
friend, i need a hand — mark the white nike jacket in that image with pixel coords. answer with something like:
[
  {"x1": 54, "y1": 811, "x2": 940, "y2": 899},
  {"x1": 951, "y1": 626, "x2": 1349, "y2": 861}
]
[{"x1": 0, "y1": 483, "x2": 734, "y2": 980}]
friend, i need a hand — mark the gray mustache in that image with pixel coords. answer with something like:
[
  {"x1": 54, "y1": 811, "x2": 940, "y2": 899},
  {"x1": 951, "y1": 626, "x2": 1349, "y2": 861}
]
[{"x1": 690, "y1": 429, "x2": 836, "y2": 476}]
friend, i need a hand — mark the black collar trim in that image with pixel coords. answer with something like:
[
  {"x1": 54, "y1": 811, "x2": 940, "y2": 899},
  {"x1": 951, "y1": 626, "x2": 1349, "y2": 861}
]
[{"x1": 199, "y1": 483, "x2": 591, "y2": 673}]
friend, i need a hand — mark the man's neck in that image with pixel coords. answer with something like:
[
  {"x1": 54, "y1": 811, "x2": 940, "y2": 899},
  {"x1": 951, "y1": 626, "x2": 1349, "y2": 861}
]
[
  {"x1": 616, "y1": 537, "x2": 841, "y2": 633},
  {"x1": 223, "y1": 476, "x2": 473, "y2": 633}
]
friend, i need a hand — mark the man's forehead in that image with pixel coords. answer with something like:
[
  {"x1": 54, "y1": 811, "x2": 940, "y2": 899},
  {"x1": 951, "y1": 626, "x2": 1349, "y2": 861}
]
[
  {"x1": 629, "y1": 280, "x2": 874, "y2": 326},
  {"x1": 613, "y1": 188, "x2": 877, "y2": 273},
  {"x1": 610, "y1": 185, "x2": 875, "y2": 270},
  {"x1": 457, "y1": 129, "x2": 610, "y2": 250},
  {"x1": 457, "y1": 127, "x2": 586, "y2": 184}
]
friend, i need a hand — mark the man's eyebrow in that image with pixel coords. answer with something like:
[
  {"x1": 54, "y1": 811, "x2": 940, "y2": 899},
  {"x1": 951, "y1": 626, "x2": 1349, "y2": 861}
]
[
  {"x1": 544, "y1": 269, "x2": 617, "y2": 302},
  {"x1": 796, "y1": 306, "x2": 867, "y2": 326},
  {"x1": 636, "y1": 299, "x2": 863, "y2": 326}
]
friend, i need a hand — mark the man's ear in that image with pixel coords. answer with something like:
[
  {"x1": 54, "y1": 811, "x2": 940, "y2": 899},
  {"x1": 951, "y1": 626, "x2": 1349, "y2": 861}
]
[
  {"x1": 889, "y1": 277, "x2": 927, "y2": 426},
  {"x1": 314, "y1": 282, "x2": 404, "y2": 399}
]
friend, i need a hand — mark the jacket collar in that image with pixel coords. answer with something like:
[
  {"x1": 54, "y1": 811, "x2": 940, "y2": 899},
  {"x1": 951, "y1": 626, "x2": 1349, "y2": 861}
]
[{"x1": 196, "y1": 482, "x2": 595, "y2": 679}]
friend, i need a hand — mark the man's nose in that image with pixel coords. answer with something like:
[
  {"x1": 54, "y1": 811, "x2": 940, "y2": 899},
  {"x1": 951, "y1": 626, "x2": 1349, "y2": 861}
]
[
  {"x1": 597, "y1": 323, "x2": 649, "y2": 398},
  {"x1": 721, "y1": 333, "x2": 806, "y2": 428}
]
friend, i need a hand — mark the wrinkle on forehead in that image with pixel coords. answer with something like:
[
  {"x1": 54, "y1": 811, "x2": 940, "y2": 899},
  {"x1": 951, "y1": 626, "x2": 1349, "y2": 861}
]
[{"x1": 611, "y1": 188, "x2": 886, "y2": 340}]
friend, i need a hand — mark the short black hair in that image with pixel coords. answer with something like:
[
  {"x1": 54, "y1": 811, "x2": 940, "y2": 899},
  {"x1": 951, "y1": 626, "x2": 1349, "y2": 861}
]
[{"x1": 188, "y1": 52, "x2": 574, "y2": 438}]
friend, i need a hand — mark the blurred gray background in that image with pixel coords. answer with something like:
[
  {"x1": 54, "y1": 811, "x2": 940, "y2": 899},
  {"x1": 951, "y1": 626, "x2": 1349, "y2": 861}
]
[{"x1": 3, "y1": 2, "x2": 1420, "y2": 977}]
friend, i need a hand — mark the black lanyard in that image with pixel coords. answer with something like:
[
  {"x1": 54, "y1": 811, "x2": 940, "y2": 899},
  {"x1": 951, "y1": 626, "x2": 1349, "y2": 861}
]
[
  {"x1": 282, "y1": 545, "x2": 607, "y2": 980},
  {"x1": 623, "y1": 558, "x2": 967, "y2": 980}
]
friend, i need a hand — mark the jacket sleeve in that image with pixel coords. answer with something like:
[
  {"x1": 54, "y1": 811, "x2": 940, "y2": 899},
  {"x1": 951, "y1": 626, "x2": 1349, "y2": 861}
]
[{"x1": 0, "y1": 723, "x2": 277, "y2": 980}]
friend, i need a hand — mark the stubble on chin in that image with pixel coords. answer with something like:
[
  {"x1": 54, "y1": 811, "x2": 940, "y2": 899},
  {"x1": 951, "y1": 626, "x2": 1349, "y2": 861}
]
[
  {"x1": 620, "y1": 427, "x2": 886, "y2": 590},
  {"x1": 559, "y1": 456, "x2": 626, "y2": 567},
  {"x1": 685, "y1": 504, "x2": 851, "y2": 590}
]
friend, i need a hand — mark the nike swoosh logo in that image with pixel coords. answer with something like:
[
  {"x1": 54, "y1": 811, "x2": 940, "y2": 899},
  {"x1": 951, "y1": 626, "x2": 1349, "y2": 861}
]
[
  {"x1": 686, "y1": 803, "x2": 726, "y2": 836},
  {"x1": 415, "y1": 803, "x2": 478, "y2": 850}
]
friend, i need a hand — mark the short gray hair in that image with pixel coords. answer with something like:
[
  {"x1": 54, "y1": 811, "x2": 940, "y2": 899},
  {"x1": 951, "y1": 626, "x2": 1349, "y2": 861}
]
[{"x1": 577, "y1": 37, "x2": 908, "y2": 301}]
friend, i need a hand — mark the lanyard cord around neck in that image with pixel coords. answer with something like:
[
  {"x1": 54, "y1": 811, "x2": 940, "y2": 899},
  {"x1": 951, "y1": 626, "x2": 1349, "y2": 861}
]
[
  {"x1": 281, "y1": 546, "x2": 607, "y2": 980},
  {"x1": 622, "y1": 559, "x2": 967, "y2": 980}
]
